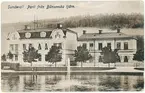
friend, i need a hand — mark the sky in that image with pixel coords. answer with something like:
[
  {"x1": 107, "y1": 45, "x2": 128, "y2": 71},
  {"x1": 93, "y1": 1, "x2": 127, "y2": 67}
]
[{"x1": 1, "y1": 0, "x2": 144, "y2": 23}]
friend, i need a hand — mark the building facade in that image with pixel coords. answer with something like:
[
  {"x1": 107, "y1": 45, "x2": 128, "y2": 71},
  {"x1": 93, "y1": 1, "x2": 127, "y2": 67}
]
[
  {"x1": 7, "y1": 25, "x2": 78, "y2": 65},
  {"x1": 78, "y1": 29, "x2": 137, "y2": 64},
  {"x1": 7, "y1": 25, "x2": 137, "y2": 65}
]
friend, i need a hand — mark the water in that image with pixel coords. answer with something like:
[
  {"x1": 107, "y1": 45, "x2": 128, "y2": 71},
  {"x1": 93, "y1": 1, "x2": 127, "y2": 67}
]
[{"x1": 1, "y1": 73, "x2": 144, "y2": 92}]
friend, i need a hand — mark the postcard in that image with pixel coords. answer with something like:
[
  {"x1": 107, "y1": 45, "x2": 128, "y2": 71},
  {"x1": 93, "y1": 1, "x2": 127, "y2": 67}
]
[{"x1": 1, "y1": 0, "x2": 144, "y2": 92}]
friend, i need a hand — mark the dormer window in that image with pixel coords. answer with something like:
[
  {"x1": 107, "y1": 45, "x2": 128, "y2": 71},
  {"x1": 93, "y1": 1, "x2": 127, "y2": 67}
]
[
  {"x1": 25, "y1": 32, "x2": 31, "y2": 38},
  {"x1": 12, "y1": 34, "x2": 17, "y2": 40},
  {"x1": 40, "y1": 32, "x2": 46, "y2": 37},
  {"x1": 55, "y1": 32, "x2": 61, "y2": 38}
]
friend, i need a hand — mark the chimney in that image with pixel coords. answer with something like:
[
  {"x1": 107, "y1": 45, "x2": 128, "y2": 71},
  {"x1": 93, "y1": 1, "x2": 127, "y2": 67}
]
[
  {"x1": 83, "y1": 30, "x2": 86, "y2": 34},
  {"x1": 24, "y1": 25, "x2": 30, "y2": 30},
  {"x1": 99, "y1": 30, "x2": 102, "y2": 34},
  {"x1": 57, "y1": 23, "x2": 62, "y2": 28},
  {"x1": 117, "y1": 28, "x2": 120, "y2": 33}
]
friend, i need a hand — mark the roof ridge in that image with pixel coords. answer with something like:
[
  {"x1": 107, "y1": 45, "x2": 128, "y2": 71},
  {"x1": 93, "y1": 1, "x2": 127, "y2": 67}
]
[
  {"x1": 78, "y1": 31, "x2": 134, "y2": 40},
  {"x1": 17, "y1": 28, "x2": 54, "y2": 32},
  {"x1": 82, "y1": 31, "x2": 129, "y2": 35}
]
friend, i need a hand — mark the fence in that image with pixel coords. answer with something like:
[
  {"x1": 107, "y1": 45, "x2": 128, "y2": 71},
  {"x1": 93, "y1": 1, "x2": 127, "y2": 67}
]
[
  {"x1": 71, "y1": 67, "x2": 115, "y2": 71},
  {"x1": 1, "y1": 61, "x2": 143, "y2": 71},
  {"x1": 1, "y1": 62, "x2": 20, "y2": 70},
  {"x1": 19, "y1": 67, "x2": 67, "y2": 71}
]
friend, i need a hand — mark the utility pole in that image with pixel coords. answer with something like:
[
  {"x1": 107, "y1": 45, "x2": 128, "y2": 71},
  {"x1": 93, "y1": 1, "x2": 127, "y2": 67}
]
[
  {"x1": 36, "y1": 16, "x2": 39, "y2": 28},
  {"x1": 94, "y1": 40, "x2": 96, "y2": 67},
  {"x1": 33, "y1": 15, "x2": 39, "y2": 30},
  {"x1": 33, "y1": 15, "x2": 35, "y2": 30}
]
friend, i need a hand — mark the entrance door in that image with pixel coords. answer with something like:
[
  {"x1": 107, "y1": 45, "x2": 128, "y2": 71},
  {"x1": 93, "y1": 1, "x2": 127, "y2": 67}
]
[{"x1": 124, "y1": 56, "x2": 128, "y2": 62}]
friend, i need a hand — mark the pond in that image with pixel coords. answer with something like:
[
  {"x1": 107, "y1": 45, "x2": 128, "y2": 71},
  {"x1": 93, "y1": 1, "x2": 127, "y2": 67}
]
[{"x1": 1, "y1": 73, "x2": 144, "y2": 92}]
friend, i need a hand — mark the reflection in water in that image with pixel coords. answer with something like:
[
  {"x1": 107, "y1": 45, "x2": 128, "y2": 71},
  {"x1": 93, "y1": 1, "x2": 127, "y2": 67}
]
[
  {"x1": 98, "y1": 75, "x2": 121, "y2": 91},
  {"x1": 133, "y1": 76, "x2": 144, "y2": 91},
  {"x1": 1, "y1": 74, "x2": 19, "y2": 92},
  {"x1": 1, "y1": 74, "x2": 144, "y2": 92}
]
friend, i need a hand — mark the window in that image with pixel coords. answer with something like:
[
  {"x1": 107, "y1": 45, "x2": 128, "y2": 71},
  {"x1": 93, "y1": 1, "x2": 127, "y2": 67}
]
[
  {"x1": 124, "y1": 56, "x2": 128, "y2": 62},
  {"x1": 30, "y1": 44, "x2": 32, "y2": 47},
  {"x1": 15, "y1": 44, "x2": 18, "y2": 52},
  {"x1": 118, "y1": 56, "x2": 121, "y2": 62},
  {"x1": 55, "y1": 32, "x2": 61, "y2": 38},
  {"x1": 15, "y1": 54, "x2": 18, "y2": 61},
  {"x1": 38, "y1": 55, "x2": 41, "y2": 61},
  {"x1": 117, "y1": 42, "x2": 121, "y2": 49},
  {"x1": 28, "y1": 44, "x2": 32, "y2": 50},
  {"x1": 89, "y1": 43, "x2": 94, "y2": 50},
  {"x1": 82, "y1": 43, "x2": 87, "y2": 49},
  {"x1": 124, "y1": 42, "x2": 128, "y2": 50},
  {"x1": 99, "y1": 56, "x2": 103, "y2": 62},
  {"x1": 90, "y1": 43, "x2": 94, "y2": 47},
  {"x1": 29, "y1": 43, "x2": 32, "y2": 49},
  {"x1": 98, "y1": 43, "x2": 102, "y2": 50},
  {"x1": 54, "y1": 43, "x2": 57, "y2": 46},
  {"x1": 12, "y1": 34, "x2": 17, "y2": 40},
  {"x1": 45, "y1": 43, "x2": 48, "y2": 50},
  {"x1": 25, "y1": 32, "x2": 31, "y2": 38},
  {"x1": 23, "y1": 44, "x2": 26, "y2": 50},
  {"x1": 38, "y1": 44, "x2": 41, "y2": 50},
  {"x1": 58, "y1": 43, "x2": 62, "y2": 49},
  {"x1": 40, "y1": 32, "x2": 46, "y2": 37},
  {"x1": 10, "y1": 44, "x2": 14, "y2": 51},
  {"x1": 107, "y1": 43, "x2": 111, "y2": 49}
]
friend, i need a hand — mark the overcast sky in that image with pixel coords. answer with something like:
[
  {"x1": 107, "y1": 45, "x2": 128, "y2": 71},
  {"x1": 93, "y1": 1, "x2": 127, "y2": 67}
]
[{"x1": 1, "y1": 0, "x2": 144, "y2": 23}]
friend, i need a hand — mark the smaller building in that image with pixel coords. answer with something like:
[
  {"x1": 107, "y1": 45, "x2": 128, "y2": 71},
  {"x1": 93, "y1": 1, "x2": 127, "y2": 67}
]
[{"x1": 78, "y1": 29, "x2": 137, "y2": 63}]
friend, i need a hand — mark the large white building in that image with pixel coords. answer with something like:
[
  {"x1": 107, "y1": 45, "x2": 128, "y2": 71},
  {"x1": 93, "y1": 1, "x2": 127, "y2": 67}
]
[
  {"x1": 7, "y1": 24, "x2": 78, "y2": 65},
  {"x1": 7, "y1": 25, "x2": 137, "y2": 65},
  {"x1": 78, "y1": 29, "x2": 137, "y2": 64}
]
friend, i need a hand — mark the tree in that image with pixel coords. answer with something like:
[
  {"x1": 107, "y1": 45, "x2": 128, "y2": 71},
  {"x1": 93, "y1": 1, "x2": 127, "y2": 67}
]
[
  {"x1": 1, "y1": 54, "x2": 6, "y2": 61},
  {"x1": 45, "y1": 45, "x2": 62, "y2": 67},
  {"x1": 136, "y1": 36, "x2": 144, "y2": 51},
  {"x1": 74, "y1": 45, "x2": 92, "y2": 67},
  {"x1": 101, "y1": 46, "x2": 120, "y2": 67},
  {"x1": 23, "y1": 50, "x2": 28, "y2": 62},
  {"x1": 23, "y1": 47, "x2": 40, "y2": 66},
  {"x1": 41, "y1": 13, "x2": 143, "y2": 28},
  {"x1": 133, "y1": 49, "x2": 144, "y2": 62},
  {"x1": 7, "y1": 51, "x2": 13, "y2": 60}
]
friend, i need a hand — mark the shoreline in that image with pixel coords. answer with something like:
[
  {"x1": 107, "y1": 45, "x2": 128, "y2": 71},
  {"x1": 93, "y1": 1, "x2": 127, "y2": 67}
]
[{"x1": 1, "y1": 70, "x2": 143, "y2": 75}]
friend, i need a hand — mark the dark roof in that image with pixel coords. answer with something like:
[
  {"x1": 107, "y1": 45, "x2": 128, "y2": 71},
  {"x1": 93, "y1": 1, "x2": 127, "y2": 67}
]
[
  {"x1": 19, "y1": 31, "x2": 52, "y2": 39},
  {"x1": 78, "y1": 32, "x2": 135, "y2": 41},
  {"x1": 17, "y1": 28, "x2": 77, "y2": 39}
]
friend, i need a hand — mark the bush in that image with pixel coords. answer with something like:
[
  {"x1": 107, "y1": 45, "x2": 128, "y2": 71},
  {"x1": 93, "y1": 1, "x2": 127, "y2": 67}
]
[{"x1": 70, "y1": 61, "x2": 77, "y2": 66}]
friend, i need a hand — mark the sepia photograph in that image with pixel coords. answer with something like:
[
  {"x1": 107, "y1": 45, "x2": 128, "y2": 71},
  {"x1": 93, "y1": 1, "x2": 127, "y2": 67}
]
[{"x1": 1, "y1": 0, "x2": 144, "y2": 92}]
